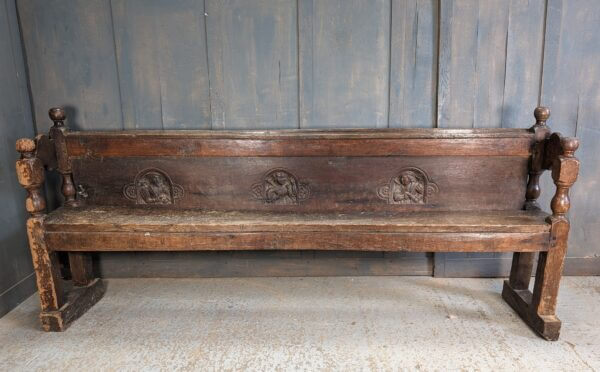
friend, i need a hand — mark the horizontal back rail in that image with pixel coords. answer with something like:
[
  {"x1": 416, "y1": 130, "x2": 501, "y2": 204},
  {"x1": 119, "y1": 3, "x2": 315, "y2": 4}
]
[{"x1": 65, "y1": 129, "x2": 534, "y2": 158}]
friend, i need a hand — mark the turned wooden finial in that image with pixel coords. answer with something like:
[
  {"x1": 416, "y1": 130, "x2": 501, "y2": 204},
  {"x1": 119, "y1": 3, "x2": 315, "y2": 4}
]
[
  {"x1": 49, "y1": 107, "x2": 66, "y2": 126},
  {"x1": 525, "y1": 107, "x2": 552, "y2": 210},
  {"x1": 561, "y1": 137, "x2": 579, "y2": 157},
  {"x1": 16, "y1": 138, "x2": 36, "y2": 157},
  {"x1": 15, "y1": 138, "x2": 46, "y2": 216},
  {"x1": 534, "y1": 106, "x2": 550, "y2": 126}
]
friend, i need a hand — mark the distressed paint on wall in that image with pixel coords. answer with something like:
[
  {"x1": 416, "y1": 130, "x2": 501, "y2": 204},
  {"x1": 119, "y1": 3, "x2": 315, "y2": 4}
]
[
  {"x1": 18, "y1": 0, "x2": 123, "y2": 131},
  {"x1": 206, "y1": 0, "x2": 298, "y2": 129},
  {"x1": 388, "y1": 0, "x2": 438, "y2": 128},
  {"x1": 299, "y1": 0, "x2": 390, "y2": 128},
  {"x1": 112, "y1": 0, "x2": 212, "y2": 129}
]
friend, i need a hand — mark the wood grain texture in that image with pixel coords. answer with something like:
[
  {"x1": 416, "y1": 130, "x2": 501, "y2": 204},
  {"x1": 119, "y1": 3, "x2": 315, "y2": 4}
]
[
  {"x1": 46, "y1": 230, "x2": 550, "y2": 253},
  {"x1": 69, "y1": 155, "x2": 530, "y2": 212},
  {"x1": 206, "y1": 0, "x2": 298, "y2": 129},
  {"x1": 44, "y1": 207, "x2": 551, "y2": 233},
  {"x1": 111, "y1": 0, "x2": 212, "y2": 129},
  {"x1": 388, "y1": 0, "x2": 438, "y2": 128},
  {"x1": 437, "y1": 0, "x2": 545, "y2": 129},
  {"x1": 18, "y1": 0, "x2": 123, "y2": 131},
  {"x1": 64, "y1": 129, "x2": 535, "y2": 157},
  {"x1": 0, "y1": 0, "x2": 37, "y2": 317},
  {"x1": 40, "y1": 279, "x2": 106, "y2": 332},
  {"x1": 298, "y1": 0, "x2": 390, "y2": 128}
]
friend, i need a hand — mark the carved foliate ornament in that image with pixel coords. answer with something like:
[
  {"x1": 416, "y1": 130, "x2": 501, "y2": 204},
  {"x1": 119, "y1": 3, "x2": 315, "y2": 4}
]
[
  {"x1": 123, "y1": 168, "x2": 184, "y2": 205},
  {"x1": 251, "y1": 168, "x2": 310, "y2": 205},
  {"x1": 377, "y1": 167, "x2": 438, "y2": 205}
]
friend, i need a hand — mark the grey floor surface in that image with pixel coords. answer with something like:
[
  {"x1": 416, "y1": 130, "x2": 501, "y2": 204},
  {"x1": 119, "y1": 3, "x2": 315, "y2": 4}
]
[{"x1": 0, "y1": 276, "x2": 598, "y2": 371}]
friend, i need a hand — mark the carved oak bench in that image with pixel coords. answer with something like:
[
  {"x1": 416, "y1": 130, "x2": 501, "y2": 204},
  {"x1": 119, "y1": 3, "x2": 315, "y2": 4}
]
[{"x1": 16, "y1": 106, "x2": 579, "y2": 340}]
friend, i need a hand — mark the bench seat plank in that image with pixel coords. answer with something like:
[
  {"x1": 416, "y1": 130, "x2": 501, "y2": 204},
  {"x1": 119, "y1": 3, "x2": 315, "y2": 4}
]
[
  {"x1": 43, "y1": 207, "x2": 551, "y2": 253},
  {"x1": 45, "y1": 231, "x2": 549, "y2": 253},
  {"x1": 44, "y1": 206, "x2": 551, "y2": 233}
]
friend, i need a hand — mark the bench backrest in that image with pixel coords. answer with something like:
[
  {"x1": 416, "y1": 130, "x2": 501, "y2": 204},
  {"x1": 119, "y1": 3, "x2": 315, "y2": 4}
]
[{"x1": 63, "y1": 128, "x2": 534, "y2": 213}]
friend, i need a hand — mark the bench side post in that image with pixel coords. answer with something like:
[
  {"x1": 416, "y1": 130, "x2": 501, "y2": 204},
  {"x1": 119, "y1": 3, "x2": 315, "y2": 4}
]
[
  {"x1": 532, "y1": 135, "x2": 579, "y2": 316},
  {"x1": 503, "y1": 122, "x2": 580, "y2": 341},
  {"x1": 48, "y1": 108, "x2": 95, "y2": 286},
  {"x1": 15, "y1": 138, "x2": 65, "y2": 317},
  {"x1": 508, "y1": 107, "x2": 551, "y2": 290}
]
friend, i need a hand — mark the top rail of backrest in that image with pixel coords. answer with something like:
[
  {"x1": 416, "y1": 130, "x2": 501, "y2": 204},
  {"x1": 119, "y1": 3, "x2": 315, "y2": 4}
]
[{"x1": 64, "y1": 128, "x2": 535, "y2": 158}]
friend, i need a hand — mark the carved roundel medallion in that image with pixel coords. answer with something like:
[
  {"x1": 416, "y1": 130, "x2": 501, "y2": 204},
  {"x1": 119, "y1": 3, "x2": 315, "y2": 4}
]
[
  {"x1": 251, "y1": 168, "x2": 310, "y2": 205},
  {"x1": 123, "y1": 168, "x2": 184, "y2": 205},
  {"x1": 377, "y1": 167, "x2": 438, "y2": 205}
]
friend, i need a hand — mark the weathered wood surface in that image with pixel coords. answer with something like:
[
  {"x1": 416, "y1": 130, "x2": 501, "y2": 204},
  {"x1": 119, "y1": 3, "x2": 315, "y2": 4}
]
[
  {"x1": 69, "y1": 155, "x2": 529, "y2": 212},
  {"x1": 40, "y1": 279, "x2": 106, "y2": 332},
  {"x1": 46, "y1": 231, "x2": 550, "y2": 253},
  {"x1": 45, "y1": 207, "x2": 551, "y2": 233},
  {"x1": 0, "y1": 0, "x2": 37, "y2": 317},
  {"x1": 206, "y1": 0, "x2": 298, "y2": 129},
  {"x1": 15, "y1": 0, "x2": 600, "y2": 276},
  {"x1": 111, "y1": 0, "x2": 212, "y2": 129},
  {"x1": 65, "y1": 131, "x2": 534, "y2": 158},
  {"x1": 437, "y1": 0, "x2": 545, "y2": 129},
  {"x1": 18, "y1": 0, "x2": 123, "y2": 131},
  {"x1": 389, "y1": 0, "x2": 438, "y2": 128},
  {"x1": 298, "y1": 0, "x2": 389, "y2": 128}
]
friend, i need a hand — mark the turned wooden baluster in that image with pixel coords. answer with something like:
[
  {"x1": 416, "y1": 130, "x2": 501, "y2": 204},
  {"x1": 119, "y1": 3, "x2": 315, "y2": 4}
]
[
  {"x1": 48, "y1": 107, "x2": 95, "y2": 286},
  {"x1": 509, "y1": 107, "x2": 552, "y2": 291},
  {"x1": 547, "y1": 136, "x2": 580, "y2": 222},
  {"x1": 16, "y1": 138, "x2": 65, "y2": 321},
  {"x1": 525, "y1": 106, "x2": 552, "y2": 210},
  {"x1": 48, "y1": 108, "x2": 77, "y2": 206}
]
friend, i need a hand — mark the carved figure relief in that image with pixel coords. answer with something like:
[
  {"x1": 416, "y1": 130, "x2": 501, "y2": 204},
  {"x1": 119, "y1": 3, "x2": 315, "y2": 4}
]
[
  {"x1": 251, "y1": 168, "x2": 310, "y2": 205},
  {"x1": 377, "y1": 167, "x2": 438, "y2": 205},
  {"x1": 123, "y1": 168, "x2": 184, "y2": 205}
]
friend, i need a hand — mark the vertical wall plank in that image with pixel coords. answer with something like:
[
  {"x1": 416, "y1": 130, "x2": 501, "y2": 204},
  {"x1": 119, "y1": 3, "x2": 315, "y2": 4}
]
[
  {"x1": 299, "y1": 0, "x2": 390, "y2": 128},
  {"x1": 206, "y1": 0, "x2": 298, "y2": 129},
  {"x1": 437, "y1": 0, "x2": 544, "y2": 129},
  {"x1": 388, "y1": 0, "x2": 438, "y2": 128},
  {"x1": 18, "y1": 0, "x2": 123, "y2": 131},
  {"x1": 501, "y1": 0, "x2": 546, "y2": 127},
  {"x1": 0, "y1": 0, "x2": 37, "y2": 316},
  {"x1": 437, "y1": 0, "x2": 478, "y2": 128},
  {"x1": 541, "y1": 0, "x2": 600, "y2": 260},
  {"x1": 112, "y1": 0, "x2": 212, "y2": 129}
]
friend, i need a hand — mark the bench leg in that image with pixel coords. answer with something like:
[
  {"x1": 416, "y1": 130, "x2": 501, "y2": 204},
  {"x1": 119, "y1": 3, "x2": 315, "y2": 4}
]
[
  {"x1": 28, "y1": 217, "x2": 65, "y2": 316},
  {"x1": 68, "y1": 252, "x2": 94, "y2": 286},
  {"x1": 28, "y1": 218, "x2": 105, "y2": 331},
  {"x1": 508, "y1": 252, "x2": 535, "y2": 290},
  {"x1": 502, "y1": 221, "x2": 568, "y2": 340}
]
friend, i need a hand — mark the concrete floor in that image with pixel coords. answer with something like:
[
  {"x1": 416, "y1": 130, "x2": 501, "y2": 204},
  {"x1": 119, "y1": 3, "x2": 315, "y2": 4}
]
[{"x1": 0, "y1": 277, "x2": 598, "y2": 371}]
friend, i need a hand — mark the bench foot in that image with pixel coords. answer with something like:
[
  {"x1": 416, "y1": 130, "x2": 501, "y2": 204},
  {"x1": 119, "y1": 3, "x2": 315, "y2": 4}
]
[
  {"x1": 40, "y1": 278, "x2": 106, "y2": 332},
  {"x1": 502, "y1": 280, "x2": 561, "y2": 341}
]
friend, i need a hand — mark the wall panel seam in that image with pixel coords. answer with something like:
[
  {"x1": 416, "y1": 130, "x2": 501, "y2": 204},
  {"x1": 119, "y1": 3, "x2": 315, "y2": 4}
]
[{"x1": 108, "y1": 0, "x2": 125, "y2": 130}]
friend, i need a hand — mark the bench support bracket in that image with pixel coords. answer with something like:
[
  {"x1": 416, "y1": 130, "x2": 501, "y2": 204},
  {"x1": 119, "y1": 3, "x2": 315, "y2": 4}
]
[{"x1": 40, "y1": 278, "x2": 106, "y2": 332}]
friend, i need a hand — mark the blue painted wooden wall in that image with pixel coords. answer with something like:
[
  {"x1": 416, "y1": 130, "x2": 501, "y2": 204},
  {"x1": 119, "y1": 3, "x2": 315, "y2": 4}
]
[
  {"x1": 0, "y1": 0, "x2": 37, "y2": 317},
  {"x1": 8, "y1": 0, "x2": 600, "y2": 278}
]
